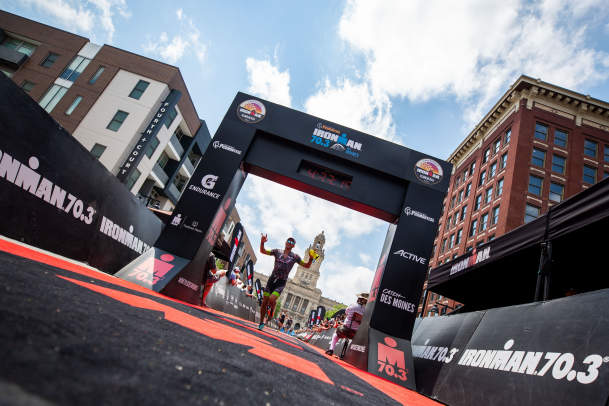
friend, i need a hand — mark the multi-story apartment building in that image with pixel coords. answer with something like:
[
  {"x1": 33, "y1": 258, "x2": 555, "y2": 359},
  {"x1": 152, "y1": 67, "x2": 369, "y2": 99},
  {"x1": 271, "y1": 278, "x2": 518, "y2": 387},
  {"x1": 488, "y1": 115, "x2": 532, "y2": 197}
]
[
  {"x1": 420, "y1": 75, "x2": 609, "y2": 317},
  {"x1": 0, "y1": 11, "x2": 210, "y2": 211}
]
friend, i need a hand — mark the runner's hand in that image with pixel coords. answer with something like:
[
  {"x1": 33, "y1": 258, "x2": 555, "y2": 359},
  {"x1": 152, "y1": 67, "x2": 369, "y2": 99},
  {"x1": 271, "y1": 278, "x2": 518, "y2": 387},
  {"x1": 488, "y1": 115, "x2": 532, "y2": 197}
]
[{"x1": 261, "y1": 233, "x2": 268, "y2": 243}]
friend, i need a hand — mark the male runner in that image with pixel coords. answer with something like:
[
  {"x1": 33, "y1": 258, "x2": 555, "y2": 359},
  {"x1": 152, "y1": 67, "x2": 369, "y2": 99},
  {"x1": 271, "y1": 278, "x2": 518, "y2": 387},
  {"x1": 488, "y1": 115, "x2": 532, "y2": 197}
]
[
  {"x1": 258, "y1": 234, "x2": 314, "y2": 330},
  {"x1": 325, "y1": 292, "x2": 368, "y2": 356}
]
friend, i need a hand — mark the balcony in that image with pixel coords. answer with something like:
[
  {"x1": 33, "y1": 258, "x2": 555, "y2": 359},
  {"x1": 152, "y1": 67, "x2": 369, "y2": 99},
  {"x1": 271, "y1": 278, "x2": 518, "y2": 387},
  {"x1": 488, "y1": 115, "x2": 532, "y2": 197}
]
[
  {"x1": 179, "y1": 158, "x2": 194, "y2": 177},
  {"x1": 0, "y1": 45, "x2": 27, "y2": 70},
  {"x1": 166, "y1": 134, "x2": 184, "y2": 161},
  {"x1": 164, "y1": 182, "x2": 181, "y2": 203},
  {"x1": 151, "y1": 163, "x2": 168, "y2": 187}
]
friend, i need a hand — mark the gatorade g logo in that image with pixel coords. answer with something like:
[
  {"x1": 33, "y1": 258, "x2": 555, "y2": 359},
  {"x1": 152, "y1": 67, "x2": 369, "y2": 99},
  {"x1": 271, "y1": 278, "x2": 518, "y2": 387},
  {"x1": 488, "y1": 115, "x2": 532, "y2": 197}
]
[
  {"x1": 126, "y1": 253, "x2": 176, "y2": 287},
  {"x1": 202, "y1": 174, "x2": 218, "y2": 189},
  {"x1": 377, "y1": 337, "x2": 408, "y2": 381}
]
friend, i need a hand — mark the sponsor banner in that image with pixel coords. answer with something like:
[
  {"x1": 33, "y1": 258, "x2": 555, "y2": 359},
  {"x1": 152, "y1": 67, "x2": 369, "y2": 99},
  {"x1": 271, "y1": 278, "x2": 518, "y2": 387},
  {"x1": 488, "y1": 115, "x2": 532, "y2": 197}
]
[
  {"x1": 309, "y1": 309, "x2": 317, "y2": 327},
  {"x1": 411, "y1": 290, "x2": 609, "y2": 406},
  {"x1": 307, "y1": 328, "x2": 336, "y2": 350},
  {"x1": 254, "y1": 278, "x2": 263, "y2": 306},
  {"x1": 315, "y1": 306, "x2": 326, "y2": 325},
  {"x1": 116, "y1": 89, "x2": 181, "y2": 183},
  {"x1": 228, "y1": 222, "x2": 244, "y2": 272},
  {"x1": 311, "y1": 122, "x2": 363, "y2": 159},
  {"x1": 367, "y1": 327, "x2": 416, "y2": 390},
  {"x1": 414, "y1": 158, "x2": 443, "y2": 185},
  {"x1": 205, "y1": 276, "x2": 258, "y2": 322},
  {"x1": 245, "y1": 260, "x2": 254, "y2": 286},
  {"x1": 0, "y1": 75, "x2": 162, "y2": 274},
  {"x1": 237, "y1": 99, "x2": 266, "y2": 123},
  {"x1": 115, "y1": 248, "x2": 190, "y2": 292}
]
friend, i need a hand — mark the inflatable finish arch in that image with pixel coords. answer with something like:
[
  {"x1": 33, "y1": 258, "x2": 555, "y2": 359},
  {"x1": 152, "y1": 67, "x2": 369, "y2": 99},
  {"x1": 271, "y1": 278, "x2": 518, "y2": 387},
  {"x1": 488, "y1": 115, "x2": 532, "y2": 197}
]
[{"x1": 117, "y1": 93, "x2": 451, "y2": 388}]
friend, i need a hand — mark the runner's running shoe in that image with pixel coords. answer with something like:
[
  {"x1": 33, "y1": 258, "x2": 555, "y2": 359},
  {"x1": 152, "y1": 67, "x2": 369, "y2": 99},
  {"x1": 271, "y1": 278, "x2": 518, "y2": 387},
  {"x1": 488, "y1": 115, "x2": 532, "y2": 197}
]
[{"x1": 258, "y1": 323, "x2": 265, "y2": 330}]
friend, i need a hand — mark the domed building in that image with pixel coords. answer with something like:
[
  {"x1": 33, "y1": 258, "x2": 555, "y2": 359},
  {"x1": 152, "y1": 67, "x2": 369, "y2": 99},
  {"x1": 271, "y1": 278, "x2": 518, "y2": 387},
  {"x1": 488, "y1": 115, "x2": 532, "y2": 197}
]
[{"x1": 254, "y1": 231, "x2": 344, "y2": 327}]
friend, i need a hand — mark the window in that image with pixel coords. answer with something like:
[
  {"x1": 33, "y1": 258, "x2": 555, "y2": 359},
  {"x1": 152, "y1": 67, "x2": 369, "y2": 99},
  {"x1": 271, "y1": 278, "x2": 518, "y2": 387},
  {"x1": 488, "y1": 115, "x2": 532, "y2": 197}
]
[
  {"x1": 489, "y1": 162, "x2": 497, "y2": 178},
  {"x1": 446, "y1": 215, "x2": 452, "y2": 229},
  {"x1": 491, "y1": 206, "x2": 500, "y2": 225},
  {"x1": 460, "y1": 205, "x2": 467, "y2": 222},
  {"x1": 500, "y1": 152, "x2": 508, "y2": 169},
  {"x1": 41, "y1": 52, "x2": 59, "y2": 68},
  {"x1": 458, "y1": 190, "x2": 463, "y2": 203},
  {"x1": 60, "y1": 55, "x2": 91, "y2": 82},
  {"x1": 455, "y1": 174, "x2": 460, "y2": 187},
  {"x1": 470, "y1": 162, "x2": 476, "y2": 177},
  {"x1": 483, "y1": 148, "x2": 490, "y2": 163},
  {"x1": 525, "y1": 204, "x2": 540, "y2": 223},
  {"x1": 476, "y1": 240, "x2": 486, "y2": 248},
  {"x1": 493, "y1": 139, "x2": 501, "y2": 155},
  {"x1": 292, "y1": 296, "x2": 301, "y2": 311},
  {"x1": 441, "y1": 238, "x2": 447, "y2": 253},
  {"x1": 535, "y1": 122, "x2": 548, "y2": 141},
  {"x1": 479, "y1": 213, "x2": 488, "y2": 231},
  {"x1": 165, "y1": 106, "x2": 178, "y2": 128},
  {"x1": 474, "y1": 195, "x2": 482, "y2": 211},
  {"x1": 145, "y1": 137, "x2": 160, "y2": 158},
  {"x1": 90, "y1": 143, "x2": 106, "y2": 159},
  {"x1": 549, "y1": 183, "x2": 564, "y2": 202},
  {"x1": 451, "y1": 196, "x2": 456, "y2": 209},
  {"x1": 106, "y1": 110, "x2": 129, "y2": 131},
  {"x1": 20, "y1": 80, "x2": 35, "y2": 93},
  {"x1": 300, "y1": 299, "x2": 309, "y2": 314},
  {"x1": 173, "y1": 173, "x2": 189, "y2": 192},
  {"x1": 466, "y1": 246, "x2": 473, "y2": 253},
  {"x1": 583, "y1": 165, "x2": 596, "y2": 184},
  {"x1": 1, "y1": 36, "x2": 36, "y2": 56},
  {"x1": 285, "y1": 293, "x2": 294, "y2": 309},
  {"x1": 505, "y1": 128, "x2": 511, "y2": 144},
  {"x1": 552, "y1": 154, "x2": 566, "y2": 174},
  {"x1": 39, "y1": 84, "x2": 68, "y2": 113},
  {"x1": 496, "y1": 178, "x2": 504, "y2": 196},
  {"x1": 479, "y1": 170, "x2": 486, "y2": 186},
  {"x1": 485, "y1": 187, "x2": 493, "y2": 204},
  {"x1": 129, "y1": 80, "x2": 150, "y2": 99},
  {"x1": 604, "y1": 172, "x2": 609, "y2": 180},
  {"x1": 605, "y1": 146, "x2": 609, "y2": 163},
  {"x1": 584, "y1": 139, "x2": 597, "y2": 158},
  {"x1": 528, "y1": 175, "x2": 543, "y2": 196},
  {"x1": 531, "y1": 148, "x2": 546, "y2": 167},
  {"x1": 461, "y1": 182, "x2": 470, "y2": 198},
  {"x1": 456, "y1": 229, "x2": 463, "y2": 245},
  {"x1": 88, "y1": 66, "x2": 105, "y2": 84},
  {"x1": 554, "y1": 129, "x2": 568, "y2": 148},
  {"x1": 449, "y1": 234, "x2": 455, "y2": 249},
  {"x1": 125, "y1": 168, "x2": 141, "y2": 190},
  {"x1": 65, "y1": 96, "x2": 82, "y2": 115},
  {"x1": 157, "y1": 152, "x2": 170, "y2": 169},
  {"x1": 488, "y1": 234, "x2": 495, "y2": 242},
  {"x1": 469, "y1": 219, "x2": 478, "y2": 237}
]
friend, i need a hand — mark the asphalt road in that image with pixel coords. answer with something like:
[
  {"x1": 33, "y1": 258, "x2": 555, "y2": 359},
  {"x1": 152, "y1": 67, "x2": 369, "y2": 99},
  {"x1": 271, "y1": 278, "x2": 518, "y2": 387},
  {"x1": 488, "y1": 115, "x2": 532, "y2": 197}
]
[{"x1": 0, "y1": 239, "x2": 440, "y2": 406}]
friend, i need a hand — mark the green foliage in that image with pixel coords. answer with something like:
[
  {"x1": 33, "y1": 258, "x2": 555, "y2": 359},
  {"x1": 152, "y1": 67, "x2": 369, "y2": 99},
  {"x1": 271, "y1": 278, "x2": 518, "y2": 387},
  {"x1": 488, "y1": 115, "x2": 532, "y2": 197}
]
[
  {"x1": 272, "y1": 299, "x2": 282, "y2": 319},
  {"x1": 325, "y1": 304, "x2": 347, "y2": 319}
]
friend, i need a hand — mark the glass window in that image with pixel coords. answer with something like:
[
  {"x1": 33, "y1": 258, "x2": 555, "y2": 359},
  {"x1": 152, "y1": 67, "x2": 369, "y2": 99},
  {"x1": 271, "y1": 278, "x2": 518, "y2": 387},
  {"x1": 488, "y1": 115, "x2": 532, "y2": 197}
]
[
  {"x1": 125, "y1": 168, "x2": 141, "y2": 190},
  {"x1": 476, "y1": 240, "x2": 486, "y2": 248},
  {"x1": 20, "y1": 80, "x2": 35, "y2": 93},
  {"x1": 145, "y1": 137, "x2": 160, "y2": 158},
  {"x1": 60, "y1": 56, "x2": 91, "y2": 82},
  {"x1": 470, "y1": 162, "x2": 476, "y2": 177},
  {"x1": 528, "y1": 175, "x2": 543, "y2": 196},
  {"x1": 493, "y1": 139, "x2": 501, "y2": 155},
  {"x1": 488, "y1": 234, "x2": 495, "y2": 242},
  {"x1": 551, "y1": 155, "x2": 566, "y2": 174},
  {"x1": 165, "y1": 106, "x2": 178, "y2": 128},
  {"x1": 505, "y1": 128, "x2": 511, "y2": 144},
  {"x1": 554, "y1": 129, "x2": 568, "y2": 148},
  {"x1": 535, "y1": 122, "x2": 548, "y2": 141},
  {"x1": 485, "y1": 187, "x2": 493, "y2": 204},
  {"x1": 583, "y1": 165, "x2": 596, "y2": 184},
  {"x1": 458, "y1": 190, "x2": 463, "y2": 202},
  {"x1": 158, "y1": 152, "x2": 170, "y2": 169},
  {"x1": 549, "y1": 183, "x2": 564, "y2": 202},
  {"x1": 483, "y1": 148, "x2": 490, "y2": 163},
  {"x1": 65, "y1": 96, "x2": 82, "y2": 115},
  {"x1": 465, "y1": 183, "x2": 471, "y2": 197},
  {"x1": 129, "y1": 80, "x2": 150, "y2": 100},
  {"x1": 446, "y1": 215, "x2": 452, "y2": 229},
  {"x1": 584, "y1": 139, "x2": 597, "y2": 158},
  {"x1": 1, "y1": 37, "x2": 36, "y2": 56},
  {"x1": 474, "y1": 195, "x2": 482, "y2": 211},
  {"x1": 480, "y1": 213, "x2": 488, "y2": 231},
  {"x1": 449, "y1": 234, "x2": 455, "y2": 248},
  {"x1": 466, "y1": 246, "x2": 473, "y2": 253},
  {"x1": 292, "y1": 296, "x2": 301, "y2": 311},
  {"x1": 496, "y1": 178, "x2": 504, "y2": 196},
  {"x1": 605, "y1": 145, "x2": 609, "y2": 163},
  {"x1": 460, "y1": 205, "x2": 467, "y2": 222},
  {"x1": 40, "y1": 52, "x2": 59, "y2": 68},
  {"x1": 39, "y1": 84, "x2": 68, "y2": 113},
  {"x1": 479, "y1": 170, "x2": 486, "y2": 186},
  {"x1": 604, "y1": 172, "x2": 609, "y2": 180},
  {"x1": 90, "y1": 143, "x2": 106, "y2": 159},
  {"x1": 106, "y1": 110, "x2": 129, "y2": 131},
  {"x1": 456, "y1": 229, "x2": 463, "y2": 245},
  {"x1": 525, "y1": 204, "x2": 540, "y2": 223},
  {"x1": 469, "y1": 219, "x2": 478, "y2": 237},
  {"x1": 300, "y1": 299, "x2": 309, "y2": 314},
  {"x1": 489, "y1": 162, "x2": 497, "y2": 178},
  {"x1": 441, "y1": 238, "x2": 447, "y2": 253},
  {"x1": 88, "y1": 66, "x2": 105, "y2": 84},
  {"x1": 531, "y1": 148, "x2": 545, "y2": 167},
  {"x1": 500, "y1": 152, "x2": 508, "y2": 169},
  {"x1": 451, "y1": 196, "x2": 456, "y2": 209},
  {"x1": 491, "y1": 206, "x2": 500, "y2": 225}
]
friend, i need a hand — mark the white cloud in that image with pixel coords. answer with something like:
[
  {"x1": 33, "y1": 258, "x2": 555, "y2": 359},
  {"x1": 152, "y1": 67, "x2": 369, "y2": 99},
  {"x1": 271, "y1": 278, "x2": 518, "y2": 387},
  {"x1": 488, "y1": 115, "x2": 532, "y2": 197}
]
[
  {"x1": 359, "y1": 253, "x2": 371, "y2": 264},
  {"x1": 318, "y1": 260, "x2": 375, "y2": 304},
  {"x1": 21, "y1": 0, "x2": 129, "y2": 43},
  {"x1": 143, "y1": 11, "x2": 207, "y2": 65},
  {"x1": 304, "y1": 78, "x2": 396, "y2": 142},
  {"x1": 245, "y1": 58, "x2": 292, "y2": 107},
  {"x1": 338, "y1": 0, "x2": 609, "y2": 128}
]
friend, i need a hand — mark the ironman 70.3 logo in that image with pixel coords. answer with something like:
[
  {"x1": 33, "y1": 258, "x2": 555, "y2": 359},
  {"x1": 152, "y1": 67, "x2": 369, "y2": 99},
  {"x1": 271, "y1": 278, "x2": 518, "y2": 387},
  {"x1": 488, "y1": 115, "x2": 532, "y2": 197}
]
[
  {"x1": 414, "y1": 158, "x2": 443, "y2": 185},
  {"x1": 237, "y1": 99, "x2": 266, "y2": 123}
]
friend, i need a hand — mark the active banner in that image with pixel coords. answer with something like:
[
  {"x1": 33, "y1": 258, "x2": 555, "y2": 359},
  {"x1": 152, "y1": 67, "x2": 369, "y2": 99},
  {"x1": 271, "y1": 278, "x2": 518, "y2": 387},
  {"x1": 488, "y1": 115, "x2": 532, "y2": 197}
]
[
  {"x1": 411, "y1": 289, "x2": 609, "y2": 406},
  {"x1": 204, "y1": 276, "x2": 258, "y2": 322}
]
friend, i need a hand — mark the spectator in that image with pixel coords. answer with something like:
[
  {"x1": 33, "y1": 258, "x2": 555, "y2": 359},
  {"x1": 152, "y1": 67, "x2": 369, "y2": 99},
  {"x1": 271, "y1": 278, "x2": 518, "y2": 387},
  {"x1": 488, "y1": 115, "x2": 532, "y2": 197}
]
[
  {"x1": 202, "y1": 253, "x2": 227, "y2": 307},
  {"x1": 325, "y1": 292, "x2": 368, "y2": 356}
]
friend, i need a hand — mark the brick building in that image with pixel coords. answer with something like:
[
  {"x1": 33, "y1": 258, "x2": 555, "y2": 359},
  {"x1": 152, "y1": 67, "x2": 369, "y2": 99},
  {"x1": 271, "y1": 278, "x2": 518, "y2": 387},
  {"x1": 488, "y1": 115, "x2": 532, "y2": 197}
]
[{"x1": 420, "y1": 75, "x2": 609, "y2": 317}]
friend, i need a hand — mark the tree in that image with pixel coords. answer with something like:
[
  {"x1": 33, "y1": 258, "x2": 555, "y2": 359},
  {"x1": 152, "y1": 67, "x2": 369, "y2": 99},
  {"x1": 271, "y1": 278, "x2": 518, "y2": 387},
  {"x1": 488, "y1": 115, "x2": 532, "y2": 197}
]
[{"x1": 325, "y1": 304, "x2": 347, "y2": 319}]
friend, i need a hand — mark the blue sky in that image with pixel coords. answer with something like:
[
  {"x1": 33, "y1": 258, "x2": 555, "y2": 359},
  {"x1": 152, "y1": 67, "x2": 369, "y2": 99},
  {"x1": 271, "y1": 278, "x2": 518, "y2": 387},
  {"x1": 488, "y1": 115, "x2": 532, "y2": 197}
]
[{"x1": 4, "y1": 0, "x2": 609, "y2": 304}]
